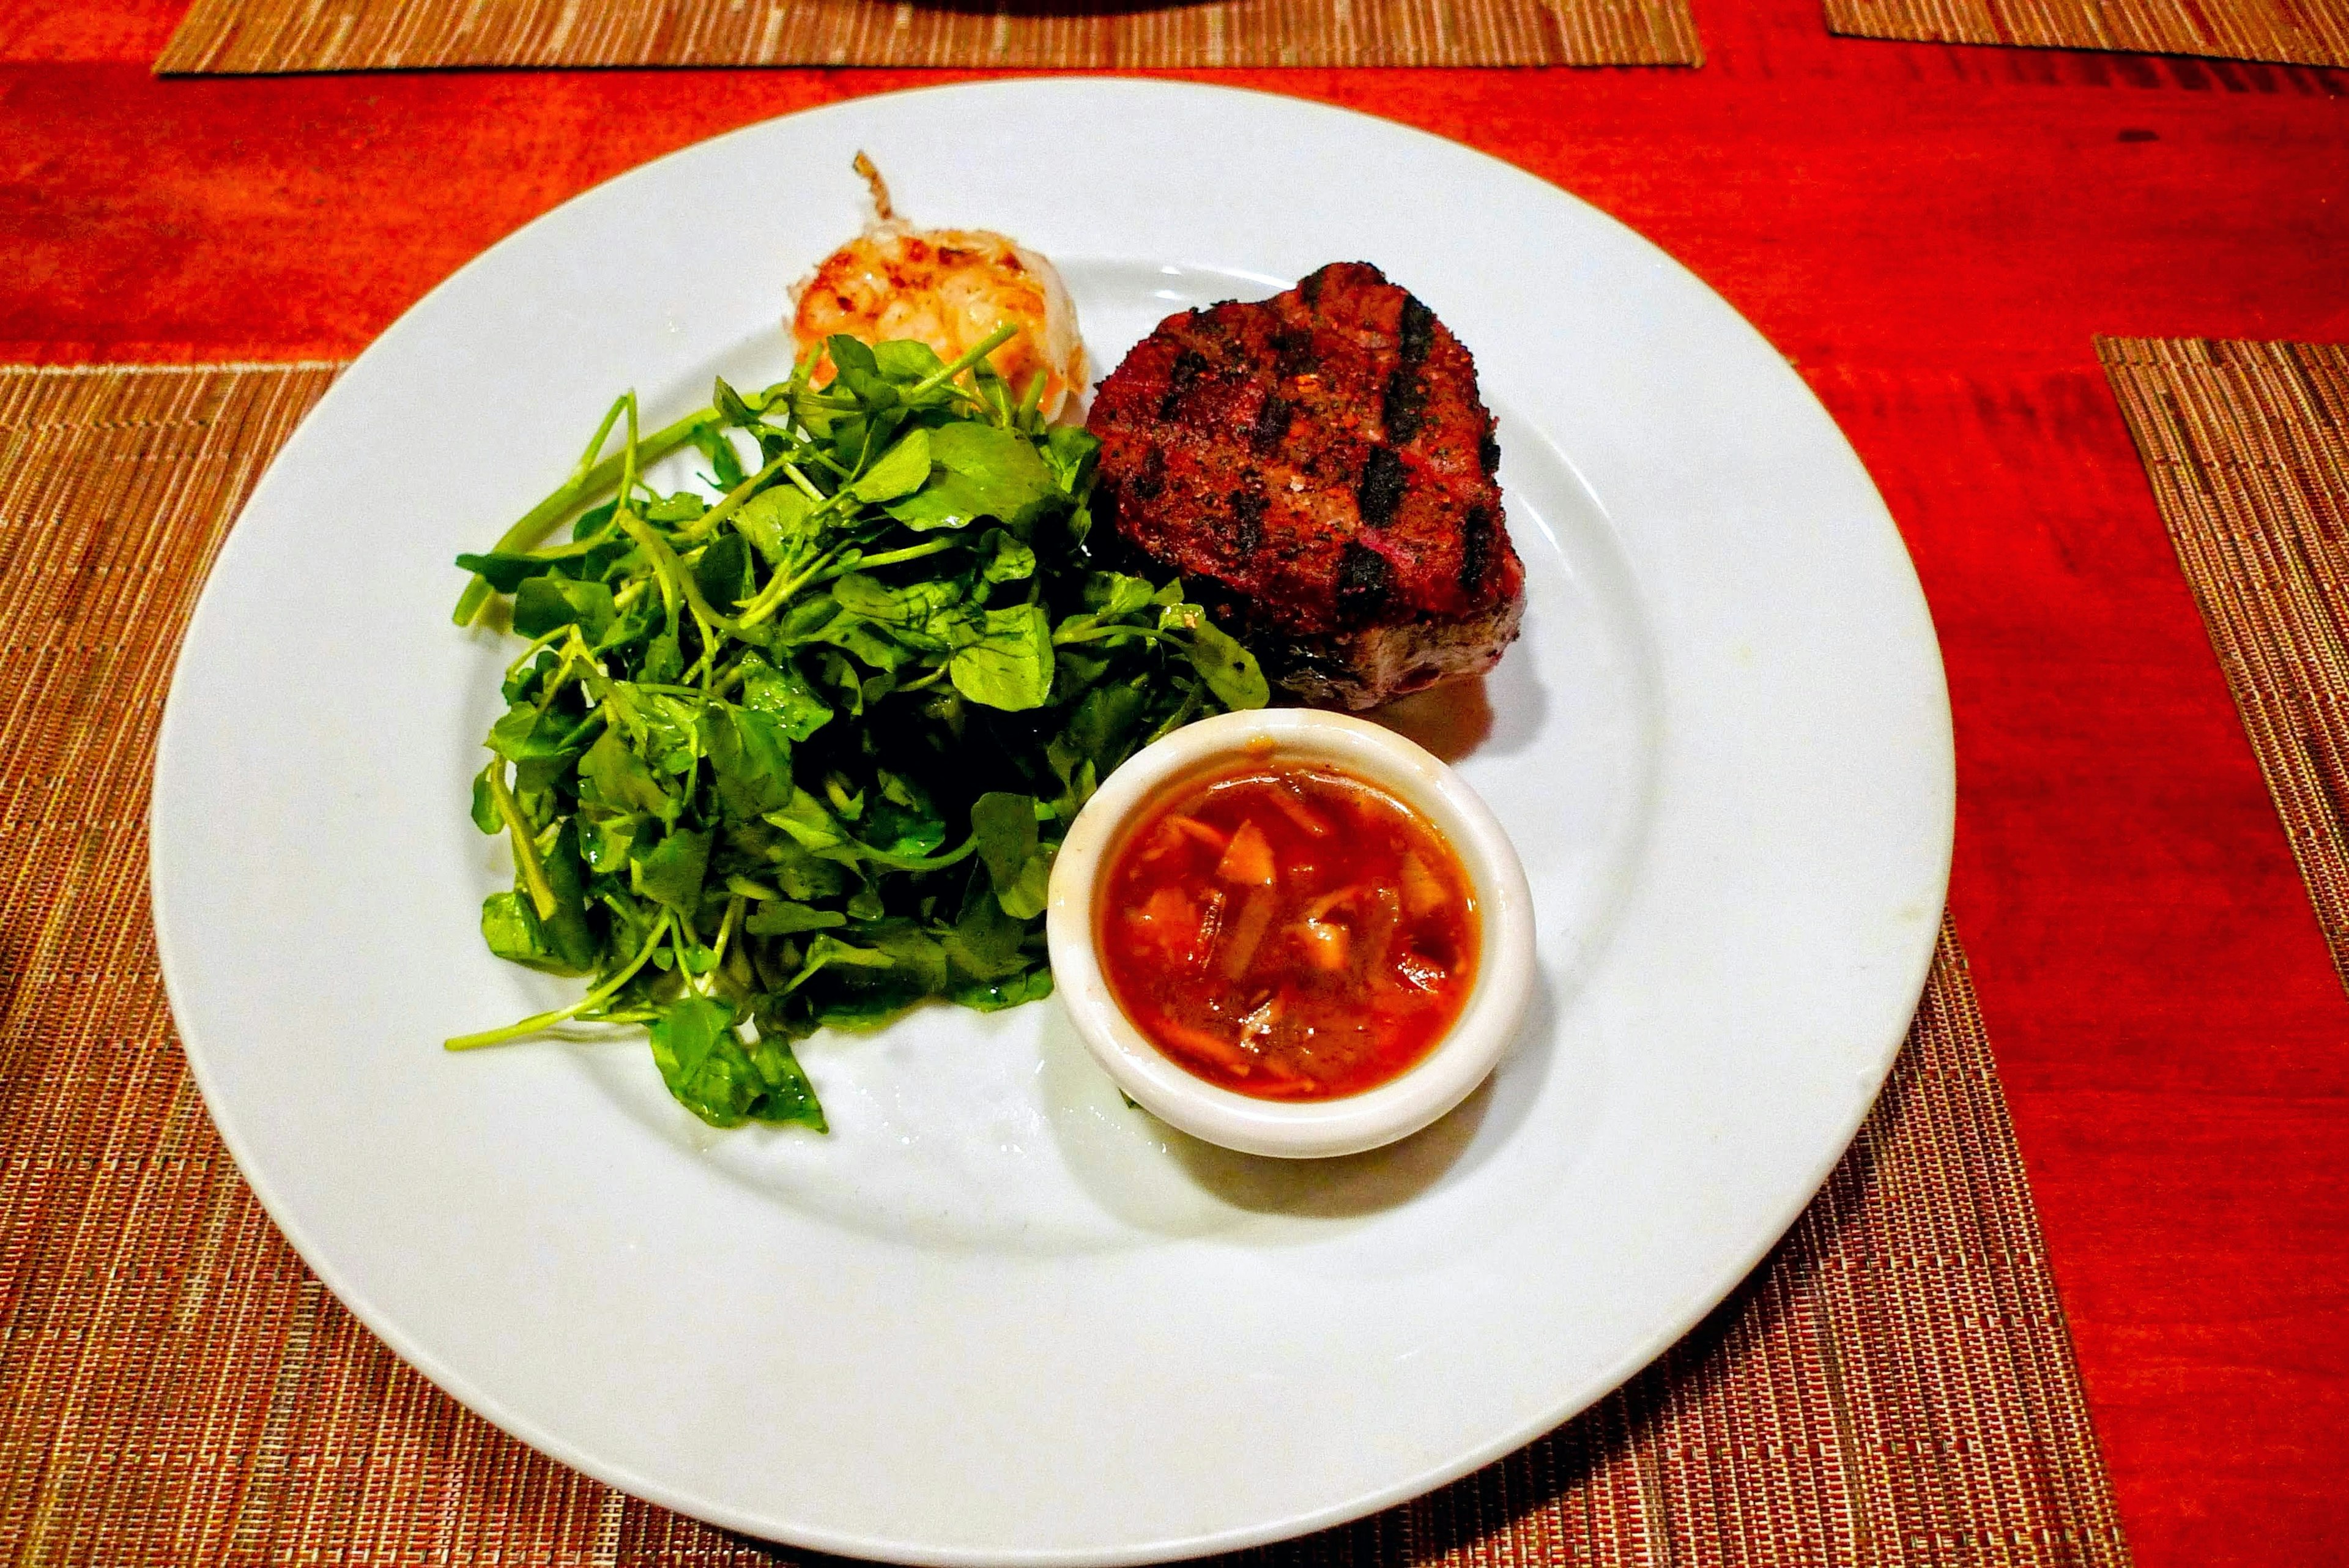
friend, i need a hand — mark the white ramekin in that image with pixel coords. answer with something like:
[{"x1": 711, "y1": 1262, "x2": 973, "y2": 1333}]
[{"x1": 1045, "y1": 707, "x2": 1537, "y2": 1159}]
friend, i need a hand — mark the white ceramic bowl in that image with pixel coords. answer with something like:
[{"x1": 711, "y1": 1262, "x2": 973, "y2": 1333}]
[{"x1": 1045, "y1": 707, "x2": 1538, "y2": 1158}]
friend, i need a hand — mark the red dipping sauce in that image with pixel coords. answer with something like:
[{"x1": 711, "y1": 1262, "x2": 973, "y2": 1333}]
[{"x1": 1097, "y1": 759, "x2": 1480, "y2": 1102}]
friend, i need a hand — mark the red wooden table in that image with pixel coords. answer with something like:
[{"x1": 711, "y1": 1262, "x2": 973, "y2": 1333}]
[{"x1": 4, "y1": 1, "x2": 2344, "y2": 1560}]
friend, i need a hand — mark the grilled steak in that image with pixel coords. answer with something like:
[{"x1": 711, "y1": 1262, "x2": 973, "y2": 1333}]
[{"x1": 1086, "y1": 262, "x2": 1524, "y2": 710}]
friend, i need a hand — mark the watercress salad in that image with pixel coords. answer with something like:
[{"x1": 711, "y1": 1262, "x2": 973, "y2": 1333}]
[{"x1": 448, "y1": 327, "x2": 1268, "y2": 1131}]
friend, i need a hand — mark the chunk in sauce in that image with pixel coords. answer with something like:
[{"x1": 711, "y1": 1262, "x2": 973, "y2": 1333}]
[{"x1": 1097, "y1": 760, "x2": 1479, "y2": 1101}]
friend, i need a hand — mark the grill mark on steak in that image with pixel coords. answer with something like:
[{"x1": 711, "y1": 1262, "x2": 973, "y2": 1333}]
[
  {"x1": 1157, "y1": 347, "x2": 1208, "y2": 420},
  {"x1": 1382, "y1": 368, "x2": 1426, "y2": 444},
  {"x1": 1087, "y1": 260, "x2": 1526, "y2": 709},
  {"x1": 1250, "y1": 394, "x2": 1294, "y2": 456},
  {"x1": 1274, "y1": 329, "x2": 1316, "y2": 379},
  {"x1": 1357, "y1": 447, "x2": 1409, "y2": 529},
  {"x1": 1230, "y1": 489, "x2": 1267, "y2": 558},
  {"x1": 1460, "y1": 503, "x2": 1495, "y2": 596},
  {"x1": 1132, "y1": 444, "x2": 1166, "y2": 499},
  {"x1": 1336, "y1": 542, "x2": 1393, "y2": 623},
  {"x1": 1397, "y1": 295, "x2": 1436, "y2": 365}
]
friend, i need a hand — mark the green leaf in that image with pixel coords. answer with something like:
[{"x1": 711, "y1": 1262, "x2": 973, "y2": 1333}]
[
  {"x1": 579, "y1": 727, "x2": 672, "y2": 817},
  {"x1": 579, "y1": 810, "x2": 641, "y2": 874},
  {"x1": 649, "y1": 996, "x2": 826, "y2": 1131},
  {"x1": 692, "y1": 423, "x2": 746, "y2": 491},
  {"x1": 1163, "y1": 603, "x2": 1271, "y2": 710},
  {"x1": 885, "y1": 424, "x2": 1062, "y2": 532},
  {"x1": 630, "y1": 827, "x2": 711, "y2": 916},
  {"x1": 640, "y1": 628, "x2": 684, "y2": 685},
  {"x1": 1048, "y1": 681, "x2": 1146, "y2": 803},
  {"x1": 815, "y1": 617, "x2": 915, "y2": 674},
  {"x1": 849, "y1": 427, "x2": 933, "y2": 503},
  {"x1": 644, "y1": 492, "x2": 707, "y2": 524},
  {"x1": 1042, "y1": 425, "x2": 1100, "y2": 492},
  {"x1": 469, "y1": 769, "x2": 501, "y2": 835},
  {"x1": 456, "y1": 551, "x2": 551, "y2": 593},
  {"x1": 737, "y1": 653, "x2": 833, "y2": 741},
  {"x1": 978, "y1": 528, "x2": 1036, "y2": 585},
  {"x1": 971, "y1": 792, "x2": 1053, "y2": 920},
  {"x1": 826, "y1": 336, "x2": 878, "y2": 377},
  {"x1": 480, "y1": 891, "x2": 584, "y2": 975},
  {"x1": 692, "y1": 533, "x2": 752, "y2": 609},
  {"x1": 767, "y1": 836, "x2": 848, "y2": 902},
  {"x1": 948, "y1": 967, "x2": 1054, "y2": 1012},
  {"x1": 573, "y1": 499, "x2": 619, "y2": 543},
  {"x1": 713, "y1": 377, "x2": 759, "y2": 428},
  {"x1": 744, "y1": 901, "x2": 847, "y2": 937},
  {"x1": 513, "y1": 575, "x2": 615, "y2": 642},
  {"x1": 832, "y1": 573, "x2": 963, "y2": 635},
  {"x1": 943, "y1": 869, "x2": 1028, "y2": 981},
  {"x1": 845, "y1": 920, "x2": 951, "y2": 994},
  {"x1": 703, "y1": 706, "x2": 795, "y2": 822},
  {"x1": 949, "y1": 604, "x2": 1055, "y2": 711},
  {"x1": 766, "y1": 787, "x2": 852, "y2": 855},
  {"x1": 733, "y1": 486, "x2": 820, "y2": 569},
  {"x1": 538, "y1": 819, "x2": 600, "y2": 970},
  {"x1": 790, "y1": 933, "x2": 899, "y2": 984},
  {"x1": 488, "y1": 702, "x2": 588, "y2": 763},
  {"x1": 872, "y1": 340, "x2": 948, "y2": 384},
  {"x1": 1082, "y1": 572, "x2": 1157, "y2": 620}
]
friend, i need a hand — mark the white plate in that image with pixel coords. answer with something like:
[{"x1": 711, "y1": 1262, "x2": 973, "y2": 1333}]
[{"x1": 152, "y1": 80, "x2": 1952, "y2": 1566}]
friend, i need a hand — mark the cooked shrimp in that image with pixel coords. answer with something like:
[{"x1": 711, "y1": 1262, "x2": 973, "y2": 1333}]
[{"x1": 790, "y1": 155, "x2": 1088, "y2": 421}]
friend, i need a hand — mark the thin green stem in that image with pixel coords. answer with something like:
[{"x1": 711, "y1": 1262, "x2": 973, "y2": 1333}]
[
  {"x1": 453, "y1": 401, "x2": 713, "y2": 627},
  {"x1": 820, "y1": 538, "x2": 958, "y2": 579},
  {"x1": 574, "y1": 393, "x2": 629, "y2": 478},
  {"x1": 483, "y1": 762, "x2": 560, "y2": 920},
  {"x1": 735, "y1": 544, "x2": 845, "y2": 630},
  {"x1": 907, "y1": 322, "x2": 1020, "y2": 401},
  {"x1": 674, "y1": 453, "x2": 793, "y2": 547},
  {"x1": 445, "y1": 913, "x2": 674, "y2": 1052},
  {"x1": 502, "y1": 625, "x2": 571, "y2": 680},
  {"x1": 710, "y1": 895, "x2": 746, "y2": 975},
  {"x1": 851, "y1": 833, "x2": 978, "y2": 872},
  {"x1": 1054, "y1": 624, "x2": 1178, "y2": 648},
  {"x1": 782, "y1": 459, "x2": 830, "y2": 500}
]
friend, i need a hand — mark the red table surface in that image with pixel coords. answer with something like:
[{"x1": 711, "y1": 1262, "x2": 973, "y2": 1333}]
[{"x1": 4, "y1": 0, "x2": 2345, "y2": 1560}]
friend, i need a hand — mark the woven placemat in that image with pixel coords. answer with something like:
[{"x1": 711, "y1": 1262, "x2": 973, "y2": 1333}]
[
  {"x1": 154, "y1": 0, "x2": 1701, "y2": 71},
  {"x1": 2101, "y1": 337, "x2": 2349, "y2": 994},
  {"x1": 0, "y1": 362, "x2": 2124, "y2": 1565},
  {"x1": 1824, "y1": 0, "x2": 2349, "y2": 68}
]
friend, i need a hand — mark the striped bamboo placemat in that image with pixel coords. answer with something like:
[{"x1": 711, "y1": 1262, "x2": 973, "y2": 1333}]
[
  {"x1": 2101, "y1": 337, "x2": 2349, "y2": 994},
  {"x1": 1824, "y1": 0, "x2": 2349, "y2": 68},
  {"x1": 155, "y1": 0, "x2": 1701, "y2": 71},
  {"x1": 1, "y1": 362, "x2": 2124, "y2": 1565}
]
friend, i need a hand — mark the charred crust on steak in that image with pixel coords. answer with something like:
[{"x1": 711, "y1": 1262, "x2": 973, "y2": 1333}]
[
  {"x1": 1157, "y1": 347, "x2": 1209, "y2": 420},
  {"x1": 1356, "y1": 447, "x2": 1409, "y2": 529},
  {"x1": 1336, "y1": 542, "x2": 1394, "y2": 623},
  {"x1": 1382, "y1": 367, "x2": 1427, "y2": 444},
  {"x1": 1131, "y1": 444, "x2": 1167, "y2": 500},
  {"x1": 1397, "y1": 295, "x2": 1437, "y2": 365},
  {"x1": 1272, "y1": 329, "x2": 1317, "y2": 379},
  {"x1": 1087, "y1": 259, "x2": 1526, "y2": 710},
  {"x1": 1460, "y1": 503, "x2": 1496, "y2": 596},
  {"x1": 1479, "y1": 429, "x2": 1502, "y2": 475},
  {"x1": 1249, "y1": 393, "x2": 1294, "y2": 455},
  {"x1": 1230, "y1": 489, "x2": 1267, "y2": 558}
]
